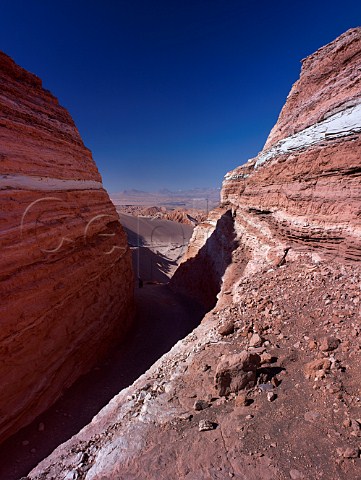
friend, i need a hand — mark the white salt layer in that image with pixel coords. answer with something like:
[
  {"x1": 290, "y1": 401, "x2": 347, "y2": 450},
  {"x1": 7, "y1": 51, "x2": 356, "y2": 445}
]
[{"x1": 255, "y1": 103, "x2": 361, "y2": 168}]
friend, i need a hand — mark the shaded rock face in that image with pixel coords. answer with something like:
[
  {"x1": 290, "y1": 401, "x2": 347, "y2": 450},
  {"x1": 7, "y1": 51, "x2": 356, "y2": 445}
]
[
  {"x1": 170, "y1": 208, "x2": 239, "y2": 310},
  {"x1": 0, "y1": 52, "x2": 134, "y2": 442}
]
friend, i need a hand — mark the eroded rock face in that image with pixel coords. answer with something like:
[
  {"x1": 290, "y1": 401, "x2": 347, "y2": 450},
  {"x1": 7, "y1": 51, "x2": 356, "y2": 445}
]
[
  {"x1": 170, "y1": 208, "x2": 239, "y2": 310},
  {"x1": 0, "y1": 52, "x2": 134, "y2": 442},
  {"x1": 222, "y1": 27, "x2": 361, "y2": 265},
  {"x1": 171, "y1": 31, "x2": 361, "y2": 308},
  {"x1": 264, "y1": 28, "x2": 361, "y2": 149}
]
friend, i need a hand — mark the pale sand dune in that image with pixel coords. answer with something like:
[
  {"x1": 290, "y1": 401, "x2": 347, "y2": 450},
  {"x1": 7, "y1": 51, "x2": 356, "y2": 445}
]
[{"x1": 118, "y1": 213, "x2": 194, "y2": 282}]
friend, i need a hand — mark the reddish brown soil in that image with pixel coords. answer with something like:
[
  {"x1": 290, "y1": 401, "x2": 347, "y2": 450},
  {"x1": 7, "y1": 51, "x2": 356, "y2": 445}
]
[{"x1": 89, "y1": 256, "x2": 360, "y2": 479}]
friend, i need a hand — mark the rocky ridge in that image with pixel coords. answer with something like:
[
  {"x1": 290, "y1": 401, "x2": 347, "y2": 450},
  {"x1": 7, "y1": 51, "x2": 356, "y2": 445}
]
[
  {"x1": 28, "y1": 28, "x2": 361, "y2": 479},
  {"x1": 115, "y1": 205, "x2": 207, "y2": 226},
  {"x1": 0, "y1": 52, "x2": 134, "y2": 442}
]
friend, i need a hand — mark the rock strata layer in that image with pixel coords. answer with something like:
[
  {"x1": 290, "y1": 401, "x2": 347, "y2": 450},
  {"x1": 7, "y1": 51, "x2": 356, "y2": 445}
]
[
  {"x1": 0, "y1": 52, "x2": 134, "y2": 442},
  {"x1": 28, "y1": 29, "x2": 361, "y2": 480},
  {"x1": 221, "y1": 27, "x2": 361, "y2": 266}
]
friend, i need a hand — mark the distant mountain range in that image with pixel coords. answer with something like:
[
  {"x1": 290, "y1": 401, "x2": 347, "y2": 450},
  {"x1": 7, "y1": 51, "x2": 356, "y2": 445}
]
[{"x1": 110, "y1": 187, "x2": 220, "y2": 210}]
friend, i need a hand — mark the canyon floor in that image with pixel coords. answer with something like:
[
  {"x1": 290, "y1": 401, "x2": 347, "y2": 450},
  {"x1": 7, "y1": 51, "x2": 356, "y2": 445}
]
[
  {"x1": 117, "y1": 212, "x2": 194, "y2": 282},
  {"x1": 0, "y1": 282, "x2": 205, "y2": 480}
]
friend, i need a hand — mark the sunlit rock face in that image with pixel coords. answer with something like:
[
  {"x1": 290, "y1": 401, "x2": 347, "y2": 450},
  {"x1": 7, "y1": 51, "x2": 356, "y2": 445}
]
[
  {"x1": 222, "y1": 27, "x2": 361, "y2": 264},
  {"x1": 0, "y1": 52, "x2": 134, "y2": 442},
  {"x1": 171, "y1": 28, "x2": 361, "y2": 312}
]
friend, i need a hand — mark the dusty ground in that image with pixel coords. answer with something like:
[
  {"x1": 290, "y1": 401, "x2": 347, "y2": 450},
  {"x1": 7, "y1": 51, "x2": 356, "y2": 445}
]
[
  {"x1": 145, "y1": 257, "x2": 361, "y2": 479},
  {"x1": 160, "y1": 257, "x2": 361, "y2": 479},
  {"x1": 118, "y1": 213, "x2": 194, "y2": 282},
  {"x1": 0, "y1": 285, "x2": 205, "y2": 480},
  {"x1": 28, "y1": 255, "x2": 361, "y2": 480}
]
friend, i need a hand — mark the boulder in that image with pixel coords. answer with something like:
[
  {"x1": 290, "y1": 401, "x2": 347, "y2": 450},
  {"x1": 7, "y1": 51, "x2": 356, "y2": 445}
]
[{"x1": 214, "y1": 351, "x2": 261, "y2": 396}]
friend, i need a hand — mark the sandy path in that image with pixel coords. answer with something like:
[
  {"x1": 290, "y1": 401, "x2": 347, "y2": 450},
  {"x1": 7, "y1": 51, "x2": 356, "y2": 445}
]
[{"x1": 0, "y1": 285, "x2": 205, "y2": 480}]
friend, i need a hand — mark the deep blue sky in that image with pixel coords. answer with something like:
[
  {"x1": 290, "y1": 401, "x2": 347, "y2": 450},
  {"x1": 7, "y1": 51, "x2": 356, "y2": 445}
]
[{"x1": 1, "y1": 1, "x2": 360, "y2": 192}]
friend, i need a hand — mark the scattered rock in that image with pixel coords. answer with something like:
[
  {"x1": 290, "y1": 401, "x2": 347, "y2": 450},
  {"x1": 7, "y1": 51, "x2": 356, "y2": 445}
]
[
  {"x1": 193, "y1": 399, "x2": 209, "y2": 411},
  {"x1": 248, "y1": 346, "x2": 265, "y2": 354},
  {"x1": 214, "y1": 351, "x2": 261, "y2": 396},
  {"x1": 319, "y1": 336, "x2": 340, "y2": 352},
  {"x1": 267, "y1": 391, "x2": 277, "y2": 402},
  {"x1": 260, "y1": 352, "x2": 273, "y2": 364},
  {"x1": 289, "y1": 469, "x2": 305, "y2": 479},
  {"x1": 249, "y1": 333, "x2": 263, "y2": 348},
  {"x1": 308, "y1": 340, "x2": 317, "y2": 350},
  {"x1": 351, "y1": 419, "x2": 361, "y2": 433},
  {"x1": 235, "y1": 393, "x2": 249, "y2": 407},
  {"x1": 258, "y1": 383, "x2": 273, "y2": 392},
  {"x1": 201, "y1": 364, "x2": 211, "y2": 372},
  {"x1": 304, "y1": 358, "x2": 331, "y2": 379},
  {"x1": 198, "y1": 420, "x2": 217, "y2": 432},
  {"x1": 271, "y1": 376, "x2": 280, "y2": 387},
  {"x1": 336, "y1": 447, "x2": 359, "y2": 458},
  {"x1": 343, "y1": 418, "x2": 352, "y2": 428},
  {"x1": 64, "y1": 471, "x2": 78, "y2": 480},
  {"x1": 219, "y1": 320, "x2": 235, "y2": 336}
]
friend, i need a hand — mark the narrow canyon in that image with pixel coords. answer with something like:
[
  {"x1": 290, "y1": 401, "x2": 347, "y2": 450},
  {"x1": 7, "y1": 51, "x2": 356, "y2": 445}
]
[{"x1": 0, "y1": 27, "x2": 360, "y2": 480}]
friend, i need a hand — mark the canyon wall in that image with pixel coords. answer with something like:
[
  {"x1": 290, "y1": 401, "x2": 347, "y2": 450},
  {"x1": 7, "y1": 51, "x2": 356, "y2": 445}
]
[
  {"x1": 170, "y1": 208, "x2": 241, "y2": 310},
  {"x1": 174, "y1": 27, "x2": 361, "y2": 309},
  {"x1": 222, "y1": 27, "x2": 361, "y2": 264},
  {"x1": 0, "y1": 52, "x2": 134, "y2": 442},
  {"x1": 28, "y1": 29, "x2": 361, "y2": 480}
]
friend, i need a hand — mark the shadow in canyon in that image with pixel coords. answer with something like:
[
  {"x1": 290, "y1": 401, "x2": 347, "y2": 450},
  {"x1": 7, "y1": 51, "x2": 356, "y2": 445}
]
[
  {"x1": 171, "y1": 209, "x2": 238, "y2": 311},
  {"x1": 0, "y1": 284, "x2": 206, "y2": 480},
  {"x1": 131, "y1": 246, "x2": 179, "y2": 283},
  {"x1": 0, "y1": 214, "x2": 230, "y2": 480},
  {"x1": 121, "y1": 217, "x2": 190, "y2": 283}
]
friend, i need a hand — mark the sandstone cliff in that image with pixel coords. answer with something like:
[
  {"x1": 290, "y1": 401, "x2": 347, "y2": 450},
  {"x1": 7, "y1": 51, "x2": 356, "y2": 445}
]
[
  {"x1": 28, "y1": 29, "x2": 361, "y2": 480},
  {"x1": 222, "y1": 27, "x2": 361, "y2": 264},
  {"x1": 173, "y1": 27, "x2": 361, "y2": 309},
  {"x1": 0, "y1": 52, "x2": 134, "y2": 442}
]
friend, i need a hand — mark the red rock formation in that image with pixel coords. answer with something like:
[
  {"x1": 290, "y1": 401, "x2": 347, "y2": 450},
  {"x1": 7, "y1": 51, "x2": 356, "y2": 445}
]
[
  {"x1": 264, "y1": 28, "x2": 361, "y2": 148},
  {"x1": 222, "y1": 27, "x2": 361, "y2": 265},
  {"x1": 170, "y1": 27, "x2": 361, "y2": 309},
  {"x1": 27, "y1": 29, "x2": 361, "y2": 480},
  {"x1": 170, "y1": 208, "x2": 240, "y2": 309},
  {"x1": 174, "y1": 28, "x2": 361, "y2": 310},
  {"x1": 0, "y1": 52, "x2": 134, "y2": 442}
]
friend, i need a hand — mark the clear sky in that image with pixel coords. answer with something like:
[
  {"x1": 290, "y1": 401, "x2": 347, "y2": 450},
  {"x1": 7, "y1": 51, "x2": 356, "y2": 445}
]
[{"x1": 1, "y1": 1, "x2": 360, "y2": 192}]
